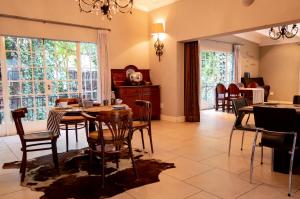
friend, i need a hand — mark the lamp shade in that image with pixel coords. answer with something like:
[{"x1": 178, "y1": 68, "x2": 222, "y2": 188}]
[{"x1": 151, "y1": 23, "x2": 165, "y2": 34}]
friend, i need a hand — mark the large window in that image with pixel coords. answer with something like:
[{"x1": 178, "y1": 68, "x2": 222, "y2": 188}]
[
  {"x1": 80, "y1": 43, "x2": 99, "y2": 100},
  {"x1": 0, "y1": 36, "x2": 100, "y2": 127},
  {"x1": 201, "y1": 50, "x2": 234, "y2": 110}
]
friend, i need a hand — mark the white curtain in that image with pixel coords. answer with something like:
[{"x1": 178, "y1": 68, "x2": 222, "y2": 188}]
[
  {"x1": 97, "y1": 30, "x2": 111, "y2": 102},
  {"x1": 233, "y1": 44, "x2": 241, "y2": 83}
]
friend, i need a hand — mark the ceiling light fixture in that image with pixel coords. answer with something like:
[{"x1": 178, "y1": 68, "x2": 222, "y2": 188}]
[
  {"x1": 76, "y1": 0, "x2": 133, "y2": 20},
  {"x1": 269, "y1": 24, "x2": 298, "y2": 40}
]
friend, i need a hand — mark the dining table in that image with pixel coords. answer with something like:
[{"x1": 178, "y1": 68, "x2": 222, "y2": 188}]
[
  {"x1": 239, "y1": 87, "x2": 265, "y2": 104},
  {"x1": 239, "y1": 103, "x2": 300, "y2": 173},
  {"x1": 47, "y1": 104, "x2": 130, "y2": 135}
]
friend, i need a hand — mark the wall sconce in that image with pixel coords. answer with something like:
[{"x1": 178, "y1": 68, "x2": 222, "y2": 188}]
[{"x1": 151, "y1": 23, "x2": 165, "y2": 62}]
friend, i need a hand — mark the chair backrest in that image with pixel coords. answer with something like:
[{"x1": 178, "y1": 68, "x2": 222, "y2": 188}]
[
  {"x1": 228, "y1": 83, "x2": 240, "y2": 97},
  {"x1": 216, "y1": 83, "x2": 226, "y2": 95},
  {"x1": 247, "y1": 82, "x2": 259, "y2": 88},
  {"x1": 135, "y1": 100, "x2": 152, "y2": 124},
  {"x1": 55, "y1": 98, "x2": 79, "y2": 106},
  {"x1": 94, "y1": 110, "x2": 132, "y2": 148},
  {"x1": 232, "y1": 98, "x2": 248, "y2": 117},
  {"x1": 11, "y1": 108, "x2": 27, "y2": 144},
  {"x1": 232, "y1": 98, "x2": 248, "y2": 126},
  {"x1": 293, "y1": 95, "x2": 300, "y2": 104},
  {"x1": 253, "y1": 106, "x2": 297, "y2": 132}
]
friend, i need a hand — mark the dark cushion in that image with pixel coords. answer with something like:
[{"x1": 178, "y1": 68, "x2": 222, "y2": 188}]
[{"x1": 241, "y1": 77, "x2": 265, "y2": 87}]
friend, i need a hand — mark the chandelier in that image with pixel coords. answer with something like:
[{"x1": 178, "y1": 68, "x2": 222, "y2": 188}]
[
  {"x1": 76, "y1": 0, "x2": 133, "y2": 20},
  {"x1": 269, "y1": 24, "x2": 298, "y2": 40}
]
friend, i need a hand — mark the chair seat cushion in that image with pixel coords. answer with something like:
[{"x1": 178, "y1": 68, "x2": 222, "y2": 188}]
[
  {"x1": 132, "y1": 121, "x2": 148, "y2": 128},
  {"x1": 89, "y1": 129, "x2": 113, "y2": 141},
  {"x1": 24, "y1": 131, "x2": 58, "y2": 141},
  {"x1": 260, "y1": 133, "x2": 286, "y2": 148},
  {"x1": 89, "y1": 129, "x2": 129, "y2": 141},
  {"x1": 61, "y1": 115, "x2": 85, "y2": 123}
]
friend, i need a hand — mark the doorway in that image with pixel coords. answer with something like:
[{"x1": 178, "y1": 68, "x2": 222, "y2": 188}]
[{"x1": 200, "y1": 48, "x2": 234, "y2": 110}]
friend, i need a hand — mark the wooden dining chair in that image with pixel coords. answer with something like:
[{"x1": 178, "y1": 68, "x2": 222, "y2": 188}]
[
  {"x1": 293, "y1": 95, "x2": 300, "y2": 104},
  {"x1": 228, "y1": 98, "x2": 255, "y2": 156},
  {"x1": 132, "y1": 100, "x2": 154, "y2": 153},
  {"x1": 227, "y1": 83, "x2": 241, "y2": 112},
  {"x1": 251, "y1": 107, "x2": 298, "y2": 197},
  {"x1": 215, "y1": 83, "x2": 227, "y2": 111},
  {"x1": 55, "y1": 98, "x2": 85, "y2": 152},
  {"x1": 82, "y1": 110, "x2": 138, "y2": 188},
  {"x1": 11, "y1": 108, "x2": 59, "y2": 182}
]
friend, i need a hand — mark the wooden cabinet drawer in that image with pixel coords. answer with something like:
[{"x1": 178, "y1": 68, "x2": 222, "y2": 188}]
[
  {"x1": 115, "y1": 86, "x2": 160, "y2": 120},
  {"x1": 118, "y1": 88, "x2": 141, "y2": 97}
]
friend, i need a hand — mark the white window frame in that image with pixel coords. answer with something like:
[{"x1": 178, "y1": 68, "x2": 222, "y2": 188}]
[{"x1": 0, "y1": 36, "x2": 100, "y2": 136}]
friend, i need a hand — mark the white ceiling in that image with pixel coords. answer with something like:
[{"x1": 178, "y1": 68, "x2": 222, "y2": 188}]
[
  {"x1": 134, "y1": 0, "x2": 180, "y2": 11},
  {"x1": 234, "y1": 24, "x2": 300, "y2": 46}
]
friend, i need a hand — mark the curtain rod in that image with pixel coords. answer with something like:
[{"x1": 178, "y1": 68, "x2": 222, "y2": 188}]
[
  {"x1": 205, "y1": 39, "x2": 244, "y2": 46},
  {"x1": 0, "y1": 13, "x2": 111, "y2": 31}
]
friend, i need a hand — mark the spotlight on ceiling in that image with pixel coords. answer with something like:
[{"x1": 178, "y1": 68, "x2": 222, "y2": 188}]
[{"x1": 242, "y1": 0, "x2": 255, "y2": 7}]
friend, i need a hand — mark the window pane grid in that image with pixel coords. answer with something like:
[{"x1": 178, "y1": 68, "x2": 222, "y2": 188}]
[
  {"x1": 3, "y1": 37, "x2": 99, "y2": 123},
  {"x1": 80, "y1": 43, "x2": 99, "y2": 100}
]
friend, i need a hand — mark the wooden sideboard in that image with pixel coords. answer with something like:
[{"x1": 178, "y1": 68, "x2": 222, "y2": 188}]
[{"x1": 111, "y1": 65, "x2": 161, "y2": 120}]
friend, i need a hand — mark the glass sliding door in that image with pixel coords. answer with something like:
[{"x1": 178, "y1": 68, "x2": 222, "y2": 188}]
[
  {"x1": 80, "y1": 43, "x2": 99, "y2": 100},
  {"x1": 200, "y1": 51, "x2": 234, "y2": 110},
  {"x1": 45, "y1": 40, "x2": 80, "y2": 107},
  {"x1": 0, "y1": 36, "x2": 100, "y2": 136}
]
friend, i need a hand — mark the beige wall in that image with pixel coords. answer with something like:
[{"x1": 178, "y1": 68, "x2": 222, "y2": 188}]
[
  {"x1": 259, "y1": 44, "x2": 300, "y2": 102},
  {"x1": 149, "y1": 0, "x2": 300, "y2": 117},
  {"x1": 0, "y1": 0, "x2": 150, "y2": 69}
]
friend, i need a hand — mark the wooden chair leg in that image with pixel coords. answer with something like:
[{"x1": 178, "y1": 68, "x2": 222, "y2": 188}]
[
  {"x1": 128, "y1": 136, "x2": 138, "y2": 179},
  {"x1": 85, "y1": 121, "x2": 89, "y2": 140},
  {"x1": 66, "y1": 124, "x2": 69, "y2": 152},
  {"x1": 101, "y1": 147, "x2": 105, "y2": 189},
  {"x1": 148, "y1": 127, "x2": 154, "y2": 153},
  {"x1": 140, "y1": 129, "x2": 145, "y2": 149},
  {"x1": 21, "y1": 150, "x2": 27, "y2": 182},
  {"x1": 51, "y1": 139, "x2": 59, "y2": 172},
  {"x1": 88, "y1": 149, "x2": 93, "y2": 175},
  {"x1": 75, "y1": 123, "x2": 78, "y2": 142},
  {"x1": 115, "y1": 153, "x2": 119, "y2": 169},
  {"x1": 19, "y1": 148, "x2": 25, "y2": 173},
  {"x1": 227, "y1": 100, "x2": 230, "y2": 113}
]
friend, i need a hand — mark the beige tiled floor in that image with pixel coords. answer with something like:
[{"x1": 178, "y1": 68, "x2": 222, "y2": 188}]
[{"x1": 0, "y1": 110, "x2": 300, "y2": 198}]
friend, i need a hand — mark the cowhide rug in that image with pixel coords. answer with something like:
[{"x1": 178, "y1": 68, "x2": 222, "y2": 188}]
[{"x1": 3, "y1": 149, "x2": 175, "y2": 199}]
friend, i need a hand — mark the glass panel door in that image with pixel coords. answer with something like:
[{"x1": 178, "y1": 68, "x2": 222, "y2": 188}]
[
  {"x1": 200, "y1": 51, "x2": 234, "y2": 110},
  {"x1": 45, "y1": 40, "x2": 79, "y2": 107},
  {"x1": 80, "y1": 43, "x2": 99, "y2": 100}
]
